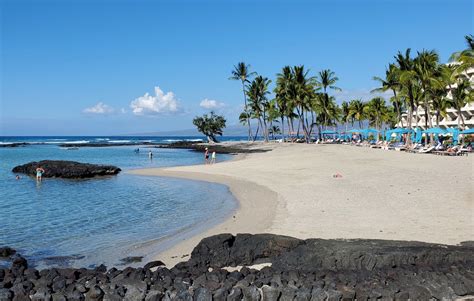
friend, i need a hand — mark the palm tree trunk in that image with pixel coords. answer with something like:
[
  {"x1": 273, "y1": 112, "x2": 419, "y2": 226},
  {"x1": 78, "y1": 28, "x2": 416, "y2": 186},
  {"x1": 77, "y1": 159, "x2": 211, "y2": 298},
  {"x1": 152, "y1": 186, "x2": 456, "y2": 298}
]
[
  {"x1": 281, "y1": 116, "x2": 285, "y2": 142},
  {"x1": 241, "y1": 81, "x2": 252, "y2": 141}
]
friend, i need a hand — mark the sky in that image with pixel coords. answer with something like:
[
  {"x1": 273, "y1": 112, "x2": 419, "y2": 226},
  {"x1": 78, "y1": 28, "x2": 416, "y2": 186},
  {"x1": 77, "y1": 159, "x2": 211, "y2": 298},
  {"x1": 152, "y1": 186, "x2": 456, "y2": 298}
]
[{"x1": 1, "y1": 0, "x2": 472, "y2": 136}]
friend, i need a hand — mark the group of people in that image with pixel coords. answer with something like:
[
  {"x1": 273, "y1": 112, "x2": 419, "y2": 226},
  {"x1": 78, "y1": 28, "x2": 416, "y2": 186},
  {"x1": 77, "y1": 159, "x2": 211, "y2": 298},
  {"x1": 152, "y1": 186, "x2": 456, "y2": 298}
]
[{"x1": 204, "y1": 148, "x2": 217, "y2": 164}]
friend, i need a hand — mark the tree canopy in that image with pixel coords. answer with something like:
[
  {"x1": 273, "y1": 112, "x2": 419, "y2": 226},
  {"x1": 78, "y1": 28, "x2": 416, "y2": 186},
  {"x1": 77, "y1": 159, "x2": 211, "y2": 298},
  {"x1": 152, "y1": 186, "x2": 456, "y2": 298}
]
[{"x1": 192, "y1": 111, "x2": 226, "y2": 143}]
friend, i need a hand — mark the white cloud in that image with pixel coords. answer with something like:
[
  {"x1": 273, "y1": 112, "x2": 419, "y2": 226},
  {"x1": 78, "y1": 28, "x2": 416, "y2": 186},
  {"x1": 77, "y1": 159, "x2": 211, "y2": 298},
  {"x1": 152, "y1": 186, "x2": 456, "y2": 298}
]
[
  {"x1": 199, "y1": 98, "x2": 225, "y2": 109},
  {"x1": 83, "y1": 102, "x2": 115, "y2": 114},
  {"x1": 130, "y1": 86, "x2": 180, "y2": 115}
]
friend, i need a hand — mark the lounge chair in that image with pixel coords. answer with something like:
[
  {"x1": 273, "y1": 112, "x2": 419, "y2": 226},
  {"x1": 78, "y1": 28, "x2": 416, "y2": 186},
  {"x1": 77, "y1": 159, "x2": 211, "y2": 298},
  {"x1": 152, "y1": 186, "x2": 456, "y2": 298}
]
[{"x1": 418, "y1": 146, "x2": 435, "y2": 154}]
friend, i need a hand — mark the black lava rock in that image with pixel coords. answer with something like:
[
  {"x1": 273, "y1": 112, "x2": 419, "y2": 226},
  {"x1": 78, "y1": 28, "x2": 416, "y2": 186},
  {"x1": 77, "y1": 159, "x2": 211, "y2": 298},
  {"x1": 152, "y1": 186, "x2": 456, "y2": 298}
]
[{"x1": 12, "y1": 160, "x2": 121, "y2": 179}]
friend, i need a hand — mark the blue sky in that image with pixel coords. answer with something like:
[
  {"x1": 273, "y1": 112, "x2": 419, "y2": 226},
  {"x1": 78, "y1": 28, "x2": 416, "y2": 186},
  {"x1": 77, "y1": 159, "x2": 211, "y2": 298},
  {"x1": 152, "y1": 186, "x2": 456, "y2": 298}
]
[{"x1": 1, "y1": 0, "x2": 472, "y2": 135}]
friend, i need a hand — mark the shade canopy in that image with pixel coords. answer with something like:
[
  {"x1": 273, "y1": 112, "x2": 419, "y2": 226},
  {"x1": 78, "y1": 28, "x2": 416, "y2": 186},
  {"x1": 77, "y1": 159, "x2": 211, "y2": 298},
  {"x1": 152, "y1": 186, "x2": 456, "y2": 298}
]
[
  {"x1": 422, "y1": 127, "x2": 447, "y2": 135},
  {"x1": 461, "y1": 128, "x2": 474, "y2": 134}
]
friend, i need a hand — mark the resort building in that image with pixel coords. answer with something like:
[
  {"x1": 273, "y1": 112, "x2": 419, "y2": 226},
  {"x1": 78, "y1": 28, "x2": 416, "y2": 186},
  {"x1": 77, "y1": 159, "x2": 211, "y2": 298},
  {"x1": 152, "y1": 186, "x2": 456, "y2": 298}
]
[{"x1": 397, "y1": 67, "x2": 474, "y2": 130}]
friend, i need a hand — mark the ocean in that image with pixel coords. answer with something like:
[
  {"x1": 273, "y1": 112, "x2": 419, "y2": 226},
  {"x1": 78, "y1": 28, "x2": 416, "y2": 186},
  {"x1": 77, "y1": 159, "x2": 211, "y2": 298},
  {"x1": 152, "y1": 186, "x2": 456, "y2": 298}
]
[{"x1": 0, "y1": 136, "x2": 244, "y2": 269}]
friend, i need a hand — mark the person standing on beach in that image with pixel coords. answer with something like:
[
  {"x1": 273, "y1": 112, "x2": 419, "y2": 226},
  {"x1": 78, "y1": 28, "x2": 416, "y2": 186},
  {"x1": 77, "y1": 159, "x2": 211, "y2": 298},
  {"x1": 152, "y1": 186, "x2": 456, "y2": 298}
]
[
  {"x1": 204, "y1": 148, "x2": 209, "y2": 164},
  {"x1": 211, "y1": 151, "x2": 216, "y2": 164},
  {"x1": 36, "y1": 167, "x2": 45, "y2": 181}
]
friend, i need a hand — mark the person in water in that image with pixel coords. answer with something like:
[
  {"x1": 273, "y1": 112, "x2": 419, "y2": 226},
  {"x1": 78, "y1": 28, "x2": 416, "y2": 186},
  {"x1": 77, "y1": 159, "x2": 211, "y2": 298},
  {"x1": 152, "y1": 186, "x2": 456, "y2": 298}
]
[
  {"x1": 204, "y1": 148, "x2": 209, "y2": 164},
  {"x1": 211, "y1": 151, "x2": 216, "y2": 164},
  {"x1": 36, "y1": 167, "x2": 45, "y2": 181}
]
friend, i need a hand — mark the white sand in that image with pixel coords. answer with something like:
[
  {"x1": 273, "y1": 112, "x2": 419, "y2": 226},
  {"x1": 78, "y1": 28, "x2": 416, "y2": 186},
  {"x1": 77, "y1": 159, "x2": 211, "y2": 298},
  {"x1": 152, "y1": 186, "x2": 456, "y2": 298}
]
[{"x1": 130, "y1": 143, "x2": 473, "y2": 267}]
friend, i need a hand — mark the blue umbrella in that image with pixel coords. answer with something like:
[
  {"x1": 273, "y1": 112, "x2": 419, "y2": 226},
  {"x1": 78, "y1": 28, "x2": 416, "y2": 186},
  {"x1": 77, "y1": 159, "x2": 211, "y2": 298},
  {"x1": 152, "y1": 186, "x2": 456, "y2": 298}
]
[
  {"x1": 461, "y1": 128, "x2": 474, "y2": 134},
  {"x1": 422, "y1": 127, "x2": 447, "y2": 135},
  {"x1": 446, "y1": 128, "x2": 460, "y2": 144}
]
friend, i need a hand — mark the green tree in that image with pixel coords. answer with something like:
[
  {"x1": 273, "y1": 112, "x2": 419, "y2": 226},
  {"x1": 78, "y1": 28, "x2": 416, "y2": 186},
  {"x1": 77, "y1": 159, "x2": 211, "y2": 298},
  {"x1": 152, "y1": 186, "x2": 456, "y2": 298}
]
[
  {"x1": 372, "y1": 64, "x2": 402, "y2": 126},
  {"x1": 364, "y1": 97, "x2": 388, "y2": 140},
  {"x1": 247, "y1": 75, "x2": 272, "y2": 142},
  {"x1": 340, "y1": 101, "x2": 350, "y2": 132},
  {"x1": 193, "y1": 111, "x2": 226, "y2": 143},
  {"x1": 229, "y1": 62, "x2": 256, "y2": 141},
  {"x1": 448, "y1": 79, "x2": 474, "y2": 129},
  {"x1": 315, "y1": 69, "x2": 341, "y2": 129},
  {"x1": 349, "y1": 99, "x2": 366, "y2": 128}
]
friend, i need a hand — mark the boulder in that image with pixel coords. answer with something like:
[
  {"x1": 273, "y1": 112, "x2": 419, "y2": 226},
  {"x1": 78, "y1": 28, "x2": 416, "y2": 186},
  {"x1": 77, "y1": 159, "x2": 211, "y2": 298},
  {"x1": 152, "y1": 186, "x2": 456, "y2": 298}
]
[{"x1": 12, "y1": 160, "x2": 121, "y2": 179}]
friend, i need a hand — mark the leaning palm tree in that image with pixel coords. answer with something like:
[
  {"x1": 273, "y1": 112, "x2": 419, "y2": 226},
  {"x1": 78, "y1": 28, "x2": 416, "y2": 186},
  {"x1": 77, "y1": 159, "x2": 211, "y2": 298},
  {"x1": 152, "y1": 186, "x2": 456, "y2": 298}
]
[
  {"x1": 229, "y1": 62, "x2": 256, "y2": 141},
  {"x1": 450, "y1": 34, "x2": 474, "y2": 73}
]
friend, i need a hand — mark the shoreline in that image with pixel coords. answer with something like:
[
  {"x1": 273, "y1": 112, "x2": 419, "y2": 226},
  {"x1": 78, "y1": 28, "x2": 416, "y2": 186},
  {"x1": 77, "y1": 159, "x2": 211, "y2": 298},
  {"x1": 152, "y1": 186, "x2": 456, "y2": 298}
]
[
  {"x1": 129, "y1": 167, "x2": 280, "y2": 267},
  {"x1": 131, "y1": 142, "x2": 473, "y2": 267}
]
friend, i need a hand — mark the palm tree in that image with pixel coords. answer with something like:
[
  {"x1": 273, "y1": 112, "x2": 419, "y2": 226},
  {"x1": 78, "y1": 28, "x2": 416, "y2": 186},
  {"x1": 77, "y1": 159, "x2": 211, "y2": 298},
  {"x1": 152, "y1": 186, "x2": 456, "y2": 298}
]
[
  {"x1": 247, "y1": 75, "x2": 272, "y2": 142},
  {"x1": 349, "y1": 99, "x2": 365, "y2": 128},
  {"x1": 414, "y1": 49, "x2": 439, "y2": 132},
  {"x1": 450, "y1": 34, "x2": 474, "y2": 73},
  {"x1": 395, "y1": 48, "x2": 418, "y2": 144},
  {"x1": 315, "y1": 69, "x2": 341, "y2": 128},
  {"x1": 372, "y1": 64, "x2": 402, "y2": 126},
  {"x1": 364, "y1": 97, "x2": 388, "y2": 140},
  {"x1": 229, "y1": 62, "x2": 256, "y2": 141},
  {"x1": 291, "y1": 65, "x2": 315, "y2": 142},
  {"x1": 448, "y1": 79, "x2": 473, "y2": 130},
  {"x1": 340, "y1": 101, "x2": 350, "y2": 132},
  {"x1": 274, "y1": 66, "x2": 293, "y2": 141}
]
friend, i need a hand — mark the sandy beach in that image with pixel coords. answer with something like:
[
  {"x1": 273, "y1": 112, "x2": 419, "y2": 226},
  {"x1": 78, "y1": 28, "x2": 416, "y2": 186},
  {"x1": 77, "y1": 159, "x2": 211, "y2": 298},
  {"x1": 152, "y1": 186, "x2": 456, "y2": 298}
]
[{"x1": 130, "y1": 143, "x2": 474, "y2": 267}]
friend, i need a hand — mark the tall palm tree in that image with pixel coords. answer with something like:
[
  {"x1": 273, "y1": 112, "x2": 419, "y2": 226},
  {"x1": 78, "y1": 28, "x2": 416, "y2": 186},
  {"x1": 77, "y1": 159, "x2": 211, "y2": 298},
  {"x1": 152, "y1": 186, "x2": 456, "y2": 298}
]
[
  {"x1": 364, "y1": 97, "x2": 388, "y2": 140},
  {"x1": 229, "y1": 62, "x2": 256, "y2": 141},
  {"x1": 274, "y1": 66, "x2": 293, "y2": 141},
  {"x1": 291, "y1": 65, "x2": 315, "y2": 142},
  {"x1": 414, "y1": 49, "x2": 439, "y2": 132},
  {"x1": 315, "y1": 69, "x2": 341, "y2": 128},
  {"x1": 349, "y1": 99, "x2": 366, "y2": 128},
  {"x1": 448, "y1": 79, "x2": 473, "y2": 130},
  {"x1": 247, "y1": 75, "x2": 272, "y2": 142},
  {"x1": 372, "y1": 64, "x2": 403, "y2": 126},
  {"x1": 395, "y1": 48, "x2": 418, "y2": 144},
  {"x1": 450, "y1": 34, "x2": 474, "y2": 73},
  {"x1": 340, "y1": 101, "x2": 350, "y2": 132}
]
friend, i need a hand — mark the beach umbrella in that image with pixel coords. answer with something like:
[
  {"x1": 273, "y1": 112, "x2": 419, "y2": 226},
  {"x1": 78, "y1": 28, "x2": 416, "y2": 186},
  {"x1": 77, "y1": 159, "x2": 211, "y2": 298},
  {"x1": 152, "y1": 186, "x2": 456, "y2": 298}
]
[
  {"x1": 422, "y1": 127, "x2": 447, "y2": 135},
  {"x1": 415, "y1": 128, "x2": 422, "y2": 143},
  {"x1": 446, "y1": 128, "x2": 460, "y2": 144},
  {"x1": 321, "y1": 130, "x2": 337, "y2": 135},
  {"x1": 461, "y1": 128, "x2": 474, "y2": 134}
]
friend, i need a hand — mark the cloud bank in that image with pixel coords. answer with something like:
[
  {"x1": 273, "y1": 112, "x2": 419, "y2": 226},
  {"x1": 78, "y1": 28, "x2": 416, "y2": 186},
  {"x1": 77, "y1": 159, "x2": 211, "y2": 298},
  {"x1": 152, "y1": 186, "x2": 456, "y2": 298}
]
[
  {"x1": 83, "y1": 102, "x2": 115, "y2": 114},
  {"x1": 130, "y1": 86, "x2": 180, "y2": 115},
  {"x1": 199, "y1": 98, "x2": 225, "y2": 109}
]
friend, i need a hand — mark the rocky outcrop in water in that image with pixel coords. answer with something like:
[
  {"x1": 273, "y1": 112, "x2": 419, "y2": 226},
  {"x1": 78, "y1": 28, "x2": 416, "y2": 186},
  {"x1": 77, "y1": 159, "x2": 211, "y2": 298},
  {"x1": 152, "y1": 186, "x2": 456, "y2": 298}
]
[
  {"x1": 156, "y1": 141, "x2": 271, "y2": 154},
  {"x1": 0, "y1": 234, "x2": 473, "y2": 300},
  {"x1": 12, "y1": 160, "x2": 121, "y2": 179}
]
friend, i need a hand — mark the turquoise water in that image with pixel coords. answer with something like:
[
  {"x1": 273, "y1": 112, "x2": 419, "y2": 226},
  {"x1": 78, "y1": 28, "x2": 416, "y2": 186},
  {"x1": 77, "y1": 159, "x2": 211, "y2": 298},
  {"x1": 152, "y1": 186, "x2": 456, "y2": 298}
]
[{"x1": 0, "y1": 137, "x2": 236, "y2": 269}]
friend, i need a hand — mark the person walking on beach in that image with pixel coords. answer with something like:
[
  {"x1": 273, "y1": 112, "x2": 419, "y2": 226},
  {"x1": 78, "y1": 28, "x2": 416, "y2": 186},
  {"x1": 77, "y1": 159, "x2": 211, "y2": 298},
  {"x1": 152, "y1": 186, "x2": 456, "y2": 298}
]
[
  {"x1": 204, "y1": 148, "x2": 209, "y2": 164},
  {"x1": 36, "y1": 166, "x2": 45, "y2": 181},
  {"x1": 211, "y1": 151, "x2": 216, "y2": 164}
]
